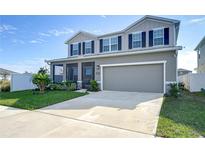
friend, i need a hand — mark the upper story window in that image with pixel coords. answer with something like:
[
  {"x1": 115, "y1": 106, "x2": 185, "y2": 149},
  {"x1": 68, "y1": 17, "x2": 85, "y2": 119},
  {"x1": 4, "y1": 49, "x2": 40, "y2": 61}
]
[
  {"x1": 153, "y1": 28, "x2": 164, "y2": 46},
  {"x1": 111, "y1": 37, "x2": 118, "y2": 51},
  {"x1": 102, "y1": 36, "x2": 118, "y2": 52},
  {"x1": 103, "y1": 38, "x2": 110, "y2": 52},
  {"x1": 85, "y1": 41, "x2": 92, "y2": 54},
  {"x1": 132, "y1": 32, "x2": 142, "y2": 48},
  {"x1": 72, "y1": 43, "x2": 79, "y2": 56}
]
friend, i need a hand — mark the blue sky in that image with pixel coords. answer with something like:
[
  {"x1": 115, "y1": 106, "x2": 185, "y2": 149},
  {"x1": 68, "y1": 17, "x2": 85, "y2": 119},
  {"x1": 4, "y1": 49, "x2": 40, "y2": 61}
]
[{"x1": 0, "y1": 15, "x2": 205, "y2": 73}]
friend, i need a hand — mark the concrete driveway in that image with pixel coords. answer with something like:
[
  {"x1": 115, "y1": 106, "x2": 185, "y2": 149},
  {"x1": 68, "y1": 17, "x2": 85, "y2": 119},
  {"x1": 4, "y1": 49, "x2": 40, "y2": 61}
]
[{"x1": 0, "y1": 91, "x2": 163, "y2": 137}]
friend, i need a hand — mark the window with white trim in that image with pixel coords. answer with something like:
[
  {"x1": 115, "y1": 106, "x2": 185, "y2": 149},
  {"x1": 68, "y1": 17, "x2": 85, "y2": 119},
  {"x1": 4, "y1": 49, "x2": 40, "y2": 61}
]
[
  {"x1": 111, "y1": 37, "x2": 118, "y2": 51},
  {"x1": 132, "y1": 32, "x2": 142, "y2": 48},
  {"x1": 103, "y1": 38, "x2": 110, "y2": 52},
  {"x1": 85, "y1": 41, "x2": 92, "y2": 54},
  {"x1": 153, "y1": 28, "x2": 164, "y2": 46},
  {"x1": 102, "y1": 37, "x2": 118, "y2": 52},
  {"x1": 72, "y1": 43, "x2": 79, "y2": 56}
]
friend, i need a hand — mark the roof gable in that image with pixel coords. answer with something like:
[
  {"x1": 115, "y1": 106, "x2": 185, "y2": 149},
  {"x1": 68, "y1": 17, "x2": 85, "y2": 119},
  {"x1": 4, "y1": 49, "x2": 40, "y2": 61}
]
[
  {"x1": 65, "y1": 31, "x2": 97, "y2": 44},
  {"x1": 123, "y1": 15, "x2": 180, "y2": 32}
]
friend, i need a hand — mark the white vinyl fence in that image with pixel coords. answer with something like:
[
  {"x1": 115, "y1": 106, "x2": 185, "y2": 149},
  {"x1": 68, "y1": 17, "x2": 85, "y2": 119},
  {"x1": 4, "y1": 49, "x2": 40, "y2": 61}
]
[
  {"x1": 178, "y1": 73, "x2": 205, "y2": 92},
  {"x1": 11, "y1": 73, "x2": 37, "y2": 92}
]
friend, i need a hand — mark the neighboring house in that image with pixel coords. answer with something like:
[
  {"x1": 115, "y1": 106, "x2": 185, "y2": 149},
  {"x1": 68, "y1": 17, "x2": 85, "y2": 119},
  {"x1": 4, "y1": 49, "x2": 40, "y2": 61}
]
[
  {"x1": 0, "y1": 68, "x2": 17, "y2": 80},
  {"x1": 46, "y1": 15, "x2": 182, "y2": 94},
  {"x1": 195, "y1": 36, "x2": 205, "y2": 73},
  {"x1": 178, "y1": 68, "x2": 192, "y2": 76}
]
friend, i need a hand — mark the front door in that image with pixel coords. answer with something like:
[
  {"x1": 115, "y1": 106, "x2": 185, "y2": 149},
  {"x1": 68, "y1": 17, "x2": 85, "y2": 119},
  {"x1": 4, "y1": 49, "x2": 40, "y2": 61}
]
[{"x1": 82, "y1": 62, "x2": 95, "y2": 89}]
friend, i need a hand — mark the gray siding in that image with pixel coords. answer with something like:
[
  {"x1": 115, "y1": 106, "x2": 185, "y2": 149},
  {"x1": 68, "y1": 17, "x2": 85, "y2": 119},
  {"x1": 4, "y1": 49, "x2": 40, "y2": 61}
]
[
  {"x1": 198, "y1": 44, "x2": 205, "y2": 73},
  {"x1": 67, "y1": 19, "x2": 176, "y2": 57},
  {"x1": 50, "y1": 51, "x2": 177, "y2": 83}
]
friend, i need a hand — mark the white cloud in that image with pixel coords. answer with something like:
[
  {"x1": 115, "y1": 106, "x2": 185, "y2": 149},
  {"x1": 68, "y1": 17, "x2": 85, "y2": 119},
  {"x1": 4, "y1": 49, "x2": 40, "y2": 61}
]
[
  {"x1": 29, "y1": 38, "x2": 47, "y2": 44},
  {"x1": 38, "y1": 32, "x2": 51, "y2": 37},
  {"x1": 0, "y1": 58, "x2": 48, "y2": 73},
  {"x1": 189, "y1": 17, "x2": 205, "y2": 24},
  {"x1": 0, "y1": 24, "x2": 17, "y2": 33},
  {"x1": 100, "y1": 15, "x2": 107, "y2": 18},
  {"x1": 178, "y1": 51, "x2": 197, "y2": 72},
  {"x1": 48, "y1": 28, "x2": 74, "y2": 36},
  {"x1": 12, "y1": 39, "x2": 25, "y2": 44},
  {"x1": 38, "y1": 27, "x2": 74, "y2": 37}
]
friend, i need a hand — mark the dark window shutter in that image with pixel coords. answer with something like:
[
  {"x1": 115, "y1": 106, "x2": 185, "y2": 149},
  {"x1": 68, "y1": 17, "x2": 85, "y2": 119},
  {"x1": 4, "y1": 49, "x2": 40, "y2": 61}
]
[
  {"x1": 128, "y1": 34, "x2": 132, "y2": 49},
  {"x1": 164, "y1": 28, "x2": 169, "y2": 45},
  {"x1": 142, "y1": 32, "x2": 146, "y2": 48},
  {"x1": 100, "y1": 39, "x2": 103, "y2": 52},
  {"x1": 82, "y1": 42, "x2": 85, "y2": 54},
  {"x1": 78, "y1": 43, "x2": 81, "y2": 55},
  {"x1": 118, "y1": 36, "x2": 122, "y2": 50},
  {"x1": 70, "y1": 44, "x2": 73, "y2": 56},
  {"x1": 91, "y1": 41, "x2": 94, "y2": 53},
  {"x1": 149, "y1": 30, "x2": 153, "y2": 47}
]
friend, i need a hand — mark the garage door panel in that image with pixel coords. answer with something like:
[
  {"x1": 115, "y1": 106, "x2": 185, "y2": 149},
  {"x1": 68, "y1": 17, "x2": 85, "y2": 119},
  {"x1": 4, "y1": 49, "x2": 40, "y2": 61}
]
[{"x1": 103, "y1": 64, "x2": 163, "y2": 93}]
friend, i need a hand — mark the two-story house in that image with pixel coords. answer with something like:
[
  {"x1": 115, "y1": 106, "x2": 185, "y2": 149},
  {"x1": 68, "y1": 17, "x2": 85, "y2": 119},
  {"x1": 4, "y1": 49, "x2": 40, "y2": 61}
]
[
  {"x1": 46, "y1": 15, "x2": 182, "y2": 94},
  {"x1": 195, "y1": 36, "x2": 205, "y2": 73}
]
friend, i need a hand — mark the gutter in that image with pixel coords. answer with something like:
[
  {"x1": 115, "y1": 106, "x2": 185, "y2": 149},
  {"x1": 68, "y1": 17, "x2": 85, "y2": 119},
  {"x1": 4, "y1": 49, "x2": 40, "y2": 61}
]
[{"x1": 45, "y1": 46, "x2": 182, "y2": 64}]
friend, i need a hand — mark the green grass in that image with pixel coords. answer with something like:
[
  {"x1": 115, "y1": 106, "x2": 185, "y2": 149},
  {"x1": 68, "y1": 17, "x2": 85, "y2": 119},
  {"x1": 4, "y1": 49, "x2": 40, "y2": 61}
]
[
  {"x1": 157, "y1": 91, "x2": 205, "y2": 138},
  {"x1": 0, "y1": 90, "x2": 86, "y2": 110}
]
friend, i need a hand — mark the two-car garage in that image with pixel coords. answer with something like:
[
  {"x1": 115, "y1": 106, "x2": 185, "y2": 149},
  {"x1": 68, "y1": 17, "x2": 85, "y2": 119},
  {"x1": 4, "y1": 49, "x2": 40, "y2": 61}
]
[{"x1": 101, "y1": 61, "x2": 166, "y2": 93}]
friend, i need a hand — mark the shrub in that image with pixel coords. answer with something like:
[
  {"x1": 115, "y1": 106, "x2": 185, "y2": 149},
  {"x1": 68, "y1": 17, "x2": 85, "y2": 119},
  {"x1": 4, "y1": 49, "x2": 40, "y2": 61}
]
[
  {"x1": 0, "y1": 80, "x2": 10, "y2": 92},
  {"x1": 32, "y1": 69, "x2": 50, "y2": 93},
  {"x1": 178, "y1": 82, "x2": 185, "y2": 91},
  {"x1": 62, "y1": 80, "x2": 73, "y2": 87},
  {"x1": 68, "y1": 83, "x2": 77, "y2": 91},
  {"x1": 89, "y1": 80, "x2": 99, "y2": 91},
  {"x1": 48, "y1": 83, "x2": 66, "y2": 91},
  {"x1": 201, "y1": 88, "x2": 205, "y2": 94},
  {"x1": 169, "y1": 83, "x2": 180, "y2": 98}
]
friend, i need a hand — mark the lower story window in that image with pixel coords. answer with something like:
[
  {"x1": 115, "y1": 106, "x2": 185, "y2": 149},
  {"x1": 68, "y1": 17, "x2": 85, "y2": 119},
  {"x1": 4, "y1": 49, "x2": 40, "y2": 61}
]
[
  {"x1": 53, "y1": 64, "x2": 63, "y2": 83},
  {"x1": 85, "y1": 66, "x2": 92, "y2": 76}
]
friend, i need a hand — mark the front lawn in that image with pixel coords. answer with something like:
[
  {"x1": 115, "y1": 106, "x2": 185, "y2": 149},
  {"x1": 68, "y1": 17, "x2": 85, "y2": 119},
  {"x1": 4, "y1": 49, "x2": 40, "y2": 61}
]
[
  {"x1": 0, "y1": 90, "x2": 86, "y2": 110},
  {"x1": 157, "y1": 91, "x2": 205, "y2": 138}
]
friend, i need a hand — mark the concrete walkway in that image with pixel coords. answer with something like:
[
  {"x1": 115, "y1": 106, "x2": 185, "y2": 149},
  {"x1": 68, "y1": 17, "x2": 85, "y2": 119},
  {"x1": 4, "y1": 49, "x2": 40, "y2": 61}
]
[{"x1": 0, "y1": 91, "x2": 163, "y2": 137}]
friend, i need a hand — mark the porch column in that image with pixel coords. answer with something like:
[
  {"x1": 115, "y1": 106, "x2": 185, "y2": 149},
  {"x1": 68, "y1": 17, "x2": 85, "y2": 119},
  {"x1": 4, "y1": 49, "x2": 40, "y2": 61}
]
[
  {"x1": 50, "y1": 63, "x2": 54, "y2": 81},
  {"x1": 77, "y1": 62, "x2": 82, "y2": 89},
  {"x1": 63, "y1": 63, "x2": 66, "y2": 81}
]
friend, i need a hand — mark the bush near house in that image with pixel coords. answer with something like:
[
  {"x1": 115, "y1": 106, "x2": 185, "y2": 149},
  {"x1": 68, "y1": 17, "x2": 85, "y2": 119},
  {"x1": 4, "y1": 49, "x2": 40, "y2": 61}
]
[
  {"x1": 168, "y1": 83, "x2": 180, "y2": 98},
  {"x1": 89, "y1": 80, "x2": 99, "y2": 91},
  {"x1": 48, "y1": 81, "x2": 77, "y2": 91},
  {"x1": 32, "y1": 68, "x2": 50, "y2": 93},
  {"x1": 0, "y1": 80, "x2": 10, "y2": 92}
]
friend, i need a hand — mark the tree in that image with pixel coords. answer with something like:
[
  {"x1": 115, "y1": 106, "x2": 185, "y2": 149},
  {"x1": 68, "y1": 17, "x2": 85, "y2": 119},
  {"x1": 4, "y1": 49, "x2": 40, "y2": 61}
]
[
  {"x1": 32, "y1": 68, "x2": 50, "y2": 93},
  {"x1": 38, "y1": 67, "x2": 48, "y2": 74}
]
